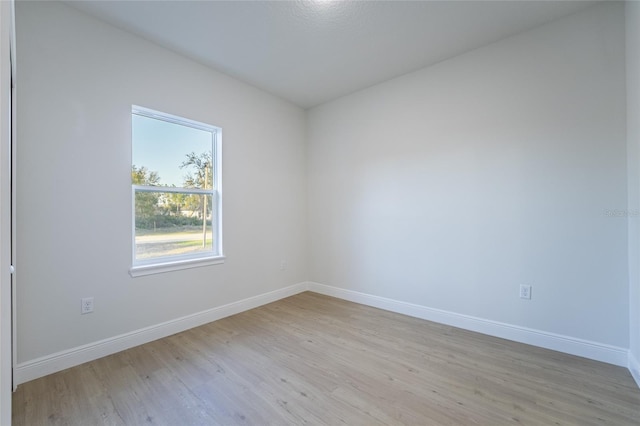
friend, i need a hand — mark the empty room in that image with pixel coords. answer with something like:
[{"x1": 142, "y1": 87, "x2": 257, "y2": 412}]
[{"x1": 1, "y1": 0, "x2": 639, "y2": 424}]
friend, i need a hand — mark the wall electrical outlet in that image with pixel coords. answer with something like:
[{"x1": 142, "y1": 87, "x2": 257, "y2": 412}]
[
  {"x1": 280, "y1": 260, "x2": 287, "y2": 271},
  {"x1": 519, "y1": 285, "x2": 532, "y2": 300},
  {"x1": 81, "y1": 297, "x2": 94, "y2": 314}
]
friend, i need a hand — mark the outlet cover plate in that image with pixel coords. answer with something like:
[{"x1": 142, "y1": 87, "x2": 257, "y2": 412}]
[
  {"x1": 81, "y1": 297, "x2": 94, "y2": 314},
  {"x1": 519, "y1": 285, "x2": 532, "y2": 300}
]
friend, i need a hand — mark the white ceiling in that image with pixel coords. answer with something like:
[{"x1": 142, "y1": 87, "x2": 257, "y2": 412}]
[{"x1": 67, "y1": 0, "x2": 600, "y2": 109}]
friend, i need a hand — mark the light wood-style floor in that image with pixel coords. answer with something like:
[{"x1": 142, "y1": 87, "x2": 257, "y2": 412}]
[{"x1": 12, "y1": 292, "x2": 640, "y2": 425}]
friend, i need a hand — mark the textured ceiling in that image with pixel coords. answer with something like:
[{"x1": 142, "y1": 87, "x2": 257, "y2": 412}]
[{"x1": 67, "y1": 0, "x2": 599, "y2": 109}]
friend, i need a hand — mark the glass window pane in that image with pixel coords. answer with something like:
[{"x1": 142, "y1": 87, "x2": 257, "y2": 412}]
[
  {"x1": 132, "y1": 114, "x2": 213, "y2": 188},
  {"x1": 135, "y1": 192, "x2": 215, "y2": 261}
]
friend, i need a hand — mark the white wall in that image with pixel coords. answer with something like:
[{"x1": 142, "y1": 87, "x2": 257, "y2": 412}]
[
  {"x1": 308, "y1": 3, "x2": 628, "y2": 350},
  {"x1": 627, "y1": 0, "x2": 640, "y2": 385},
  {"x1": 14, "y1": 0, "x2": 636, "y2": 387},
  {"x1": 15, "y1": 2, "x2": 307, "y2": 365}
]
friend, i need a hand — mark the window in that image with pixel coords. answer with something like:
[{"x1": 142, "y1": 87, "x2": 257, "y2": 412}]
[{"x1": 130, "y1": 106, "x2": 223, "y2": 276}]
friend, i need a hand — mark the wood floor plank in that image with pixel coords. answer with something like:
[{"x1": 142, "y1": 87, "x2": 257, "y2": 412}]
[{"x1": 12, "y1": 292, "x2": 640, "y2": 425}]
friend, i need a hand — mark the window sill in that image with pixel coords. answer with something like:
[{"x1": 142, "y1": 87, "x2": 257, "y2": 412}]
[{"x1": 130, "y1": 255, "x2": 225, "y2": 277}]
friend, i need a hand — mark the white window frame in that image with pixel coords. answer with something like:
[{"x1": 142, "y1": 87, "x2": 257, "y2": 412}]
[{"x1": 129, "y1": 106, "x2": 224, "y2": 277}]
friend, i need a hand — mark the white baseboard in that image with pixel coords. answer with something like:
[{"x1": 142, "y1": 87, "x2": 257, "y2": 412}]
[
  {"x1": 630, "y1": 351, "x2": 640, "y2": 388},
  {"x1": 14, "y1": 281, "x2": 633, "y2": 387},
  {"x1": 14, "y1": 282, "x2": 309, "y2": 385},
  {"x1": 307, "y1": 282, "x2": 629, "y2": 367}
]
